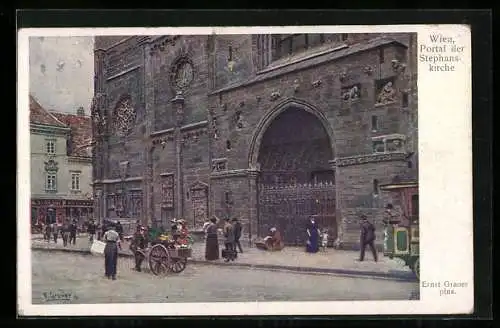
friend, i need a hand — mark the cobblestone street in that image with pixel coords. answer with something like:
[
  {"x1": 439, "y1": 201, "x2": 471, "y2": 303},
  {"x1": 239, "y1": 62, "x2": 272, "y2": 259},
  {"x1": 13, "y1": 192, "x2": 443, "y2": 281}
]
[{"x1": 32, "y1": 251, "x2": 419, "y2": 303}]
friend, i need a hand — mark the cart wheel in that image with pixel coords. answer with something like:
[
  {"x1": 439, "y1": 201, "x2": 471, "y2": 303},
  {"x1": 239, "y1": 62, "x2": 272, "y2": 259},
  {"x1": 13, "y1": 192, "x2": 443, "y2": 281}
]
[
  {"x1": 149, "y1": 244, "x2": 170, "y2": 276},
  {"x1": 169, "y1": 258, "x2": 187, "y2": 273},
  {"x1": 412, "y1": 257, "x2": 420, "y2": 280}
]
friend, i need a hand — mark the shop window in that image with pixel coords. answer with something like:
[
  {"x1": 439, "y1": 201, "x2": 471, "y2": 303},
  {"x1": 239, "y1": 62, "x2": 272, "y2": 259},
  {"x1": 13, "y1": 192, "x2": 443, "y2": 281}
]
[{"x1": 46, "y1": 209, "x2": 56, "y2": 225}]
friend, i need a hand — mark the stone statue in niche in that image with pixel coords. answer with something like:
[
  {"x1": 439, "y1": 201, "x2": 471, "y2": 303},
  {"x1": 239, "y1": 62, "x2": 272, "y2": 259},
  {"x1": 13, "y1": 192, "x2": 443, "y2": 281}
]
[
  {"x1": 235, "y1": 111, "x2": 244, "y2": 129},
  {"x1": 373, "y1": 141, "x2": 385, "y2": 153},
  {"x1": 342, "y1": 85, "x2": 361, "y2": 101},
  {"x1": 386, "y1": 139, "x2": 403, "y2": 152},
  {"x1": 44, "y1": 159, "x2": 59, "y2": 172},
  {"x1": 376, "y1": 81, "x2": 396, "y2": 105},
  {"x1": 113, "y1": 97, "x2": 136, "y2": 137}
]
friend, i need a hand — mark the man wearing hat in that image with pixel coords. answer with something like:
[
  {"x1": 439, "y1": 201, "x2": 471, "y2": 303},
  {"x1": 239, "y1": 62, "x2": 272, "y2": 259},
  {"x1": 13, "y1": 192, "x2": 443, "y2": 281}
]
[
  {"x1": 131, "y1": 225, "x2": 147, "y2": 272},
  {"x1": 231, "y1": 218, "x2": 243, "y2": 253},
  {"x1": 358, "y1": 214, "x2": 378, "y2": 262},
  {"x1": 223, "y1": 218, "x2": 236, "y2": 262}
]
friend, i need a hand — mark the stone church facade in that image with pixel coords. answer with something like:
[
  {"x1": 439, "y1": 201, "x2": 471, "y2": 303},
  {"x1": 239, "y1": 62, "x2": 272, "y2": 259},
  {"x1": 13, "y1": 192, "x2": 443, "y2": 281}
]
[{"x1": 92, "y1": 33, "x2": 418, "y2": 248}]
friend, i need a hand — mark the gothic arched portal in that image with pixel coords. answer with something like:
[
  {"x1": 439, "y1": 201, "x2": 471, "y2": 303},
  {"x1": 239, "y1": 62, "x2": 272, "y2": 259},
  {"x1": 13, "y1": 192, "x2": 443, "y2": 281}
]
[{"x1": 251, "y1": 100, "x2": 337, "y2": 245}]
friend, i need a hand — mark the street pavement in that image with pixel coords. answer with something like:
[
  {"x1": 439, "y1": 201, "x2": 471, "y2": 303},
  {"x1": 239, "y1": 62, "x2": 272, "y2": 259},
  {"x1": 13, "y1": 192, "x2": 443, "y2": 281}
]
[
  {"x1": 31, "y1": 235, "x2": 414, "y2": 280},
  {"x1": 31, "y1": 250, "x2": 420, "y2": 303}
]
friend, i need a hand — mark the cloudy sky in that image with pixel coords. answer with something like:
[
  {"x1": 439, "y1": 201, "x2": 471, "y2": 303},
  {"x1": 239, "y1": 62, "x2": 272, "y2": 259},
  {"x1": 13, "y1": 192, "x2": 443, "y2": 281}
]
[{"x1": 29, "y1": 36, "x2": 94, "y2": 114}]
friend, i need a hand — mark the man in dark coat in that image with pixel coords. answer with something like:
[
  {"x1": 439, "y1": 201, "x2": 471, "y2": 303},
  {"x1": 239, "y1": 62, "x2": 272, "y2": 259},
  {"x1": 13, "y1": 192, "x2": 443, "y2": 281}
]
[
  {"x1": 131, "y1": 226, "x2": 147, "y2": 272},
  {"x1": 232, "y1": 218, "x2": 243, "y2": 253},
  {"x1": 61, "y1": 219, "x2": 71, "y2": 247},
  {"x1": 87, "y1": 219, "x2": 96, "y2": 243},
  {"x1": 223, "y1": 218, "x2": 236, "y2": 262},
  {"x1": 69, "y1": 219, "x2": 78, "y2": 245},
  {"x1": 359, "y1": 215, "x2": 378, "y2": 262}
]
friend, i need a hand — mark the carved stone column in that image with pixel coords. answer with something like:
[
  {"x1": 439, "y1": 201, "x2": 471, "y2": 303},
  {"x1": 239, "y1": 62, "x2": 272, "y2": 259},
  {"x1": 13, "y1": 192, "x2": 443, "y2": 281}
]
[
  {"x1": 143, "y1": 41, "x2": 155, "y2": 227},
  {"x1": 172, "y1": 91, "x2": 185, "y2": 219},
  {"x1": 329, "y1": 159, "x2": 343, "y2": 247},
  {"x1": 146, "y1": 145, "x2": 154, "y2": 227},
  {"x1": 247, "y1": 169, "x2": 260, "y2": 247}
]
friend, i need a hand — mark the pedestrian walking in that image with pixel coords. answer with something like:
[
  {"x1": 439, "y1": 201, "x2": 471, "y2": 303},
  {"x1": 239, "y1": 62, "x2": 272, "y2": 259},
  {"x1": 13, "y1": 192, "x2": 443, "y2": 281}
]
[
  {"x1": 232, "y1": 218, "x2": 243, "y2": 253},
  {"x1": 87, "y1": 219, "x2": 96, "y2": 243},
  {"x1": 62, "y1": 219, "x2": 71, "y2": 247},
  {"x1": 103, "y1": 223, "x2": 122, "y2": 280},
  {"x1": 69, "y1": 219, "x2": 77, "y2": 245},
  {"x1": 358, "y1": 214, "x2": 378, "y2": 262},
  {"x1": 204, "y1": 217, "x2": 219, "y2": 261},
  {"x1": 51, "y1": 223, "x2": 58, "y2": 244},
  {"x1": 223, "y1": 218, "x2": 236, "y2": 262},
  {"x1": 44, "y1": 223, "x2": 51, "y2": 242}
]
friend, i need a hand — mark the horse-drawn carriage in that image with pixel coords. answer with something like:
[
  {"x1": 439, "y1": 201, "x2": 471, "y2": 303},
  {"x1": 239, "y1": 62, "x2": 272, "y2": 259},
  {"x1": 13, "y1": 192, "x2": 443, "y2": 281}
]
[{"x1": 379, "y1": 179, "x2": 420, "y2": 279}]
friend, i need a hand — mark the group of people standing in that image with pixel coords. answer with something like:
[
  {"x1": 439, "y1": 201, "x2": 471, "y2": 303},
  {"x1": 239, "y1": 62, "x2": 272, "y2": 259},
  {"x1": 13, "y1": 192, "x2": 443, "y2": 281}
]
[
  {"x1": 204, "y1": 217, "x2": 243, "y2": 262},
  {"x1": 42, "y1": 220, "x2": 78, "y2": 247},
  {"x1": 85, "y1": 219, "x2": 124, "y2": 244}
]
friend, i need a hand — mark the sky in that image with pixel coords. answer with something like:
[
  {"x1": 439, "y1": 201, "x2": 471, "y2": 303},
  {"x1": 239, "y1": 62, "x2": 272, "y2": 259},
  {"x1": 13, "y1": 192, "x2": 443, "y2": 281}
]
[{"x1": 29, "y1": 36, "x2": 94, "y2": 115}]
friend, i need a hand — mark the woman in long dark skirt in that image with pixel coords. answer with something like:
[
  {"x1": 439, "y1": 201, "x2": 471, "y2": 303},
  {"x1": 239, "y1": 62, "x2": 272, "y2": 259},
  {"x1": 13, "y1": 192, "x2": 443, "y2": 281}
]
[
  {"x1": 205, "y1": 217, "x2": 219, "y2": 261},
  {"x1": 306, "y1": 216, "x2": 320, "y2": 253},
  {"x1": 103, "y1": 224, "x2": 121, "y2": 280}
]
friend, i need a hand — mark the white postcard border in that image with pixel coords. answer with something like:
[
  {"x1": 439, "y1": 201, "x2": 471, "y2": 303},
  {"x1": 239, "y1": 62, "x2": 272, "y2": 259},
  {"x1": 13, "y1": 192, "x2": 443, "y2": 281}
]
[{"x1": 17, "y1": 25, "x2": 473, "y2": 316}]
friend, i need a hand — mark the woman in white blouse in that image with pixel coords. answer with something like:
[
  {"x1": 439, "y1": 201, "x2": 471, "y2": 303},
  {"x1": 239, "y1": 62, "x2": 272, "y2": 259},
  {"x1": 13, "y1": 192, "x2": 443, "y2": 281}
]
[{"x1": 103, "y1": 223, "x2": 122, "y2": 280}]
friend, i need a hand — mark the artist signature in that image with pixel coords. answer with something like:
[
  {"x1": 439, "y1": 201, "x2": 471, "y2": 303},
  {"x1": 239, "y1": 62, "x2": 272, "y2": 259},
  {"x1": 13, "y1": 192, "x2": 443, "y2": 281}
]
[{"x1": 42, "y1": 290, "x2": 77, "y2": 303}]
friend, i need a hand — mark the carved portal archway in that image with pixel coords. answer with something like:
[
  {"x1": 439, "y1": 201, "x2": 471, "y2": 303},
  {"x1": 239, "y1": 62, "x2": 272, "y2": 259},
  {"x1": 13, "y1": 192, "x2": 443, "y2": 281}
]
[
  {"x1": 251, "y1": 99, "x2": 337, "y2": 245},
  {"x1": 248, "y1": 98, "x2": 335, "y2": 169}
]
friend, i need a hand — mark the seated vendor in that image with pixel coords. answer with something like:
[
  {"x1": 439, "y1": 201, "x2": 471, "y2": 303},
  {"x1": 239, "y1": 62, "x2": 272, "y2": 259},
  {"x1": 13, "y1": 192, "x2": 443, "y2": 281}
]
[
  {"x1": 176, "y1": 219, "x2": 189, "y2": 246},
  {"x1": 257, "y1": 227, "x2": 284, "y2": 251}
]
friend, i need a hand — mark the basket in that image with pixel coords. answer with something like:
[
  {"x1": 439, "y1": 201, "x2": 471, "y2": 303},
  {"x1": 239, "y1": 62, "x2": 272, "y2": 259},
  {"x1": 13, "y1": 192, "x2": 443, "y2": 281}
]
[{"x1": 90, "y1": 240, "x2": 106, "y2": 256}]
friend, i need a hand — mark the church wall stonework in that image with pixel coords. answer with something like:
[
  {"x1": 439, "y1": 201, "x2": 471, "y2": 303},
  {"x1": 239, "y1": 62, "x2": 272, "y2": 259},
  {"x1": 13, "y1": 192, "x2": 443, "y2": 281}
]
[{"x1": 93, "y1": 33, "x2": 418, "y2": 249}]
